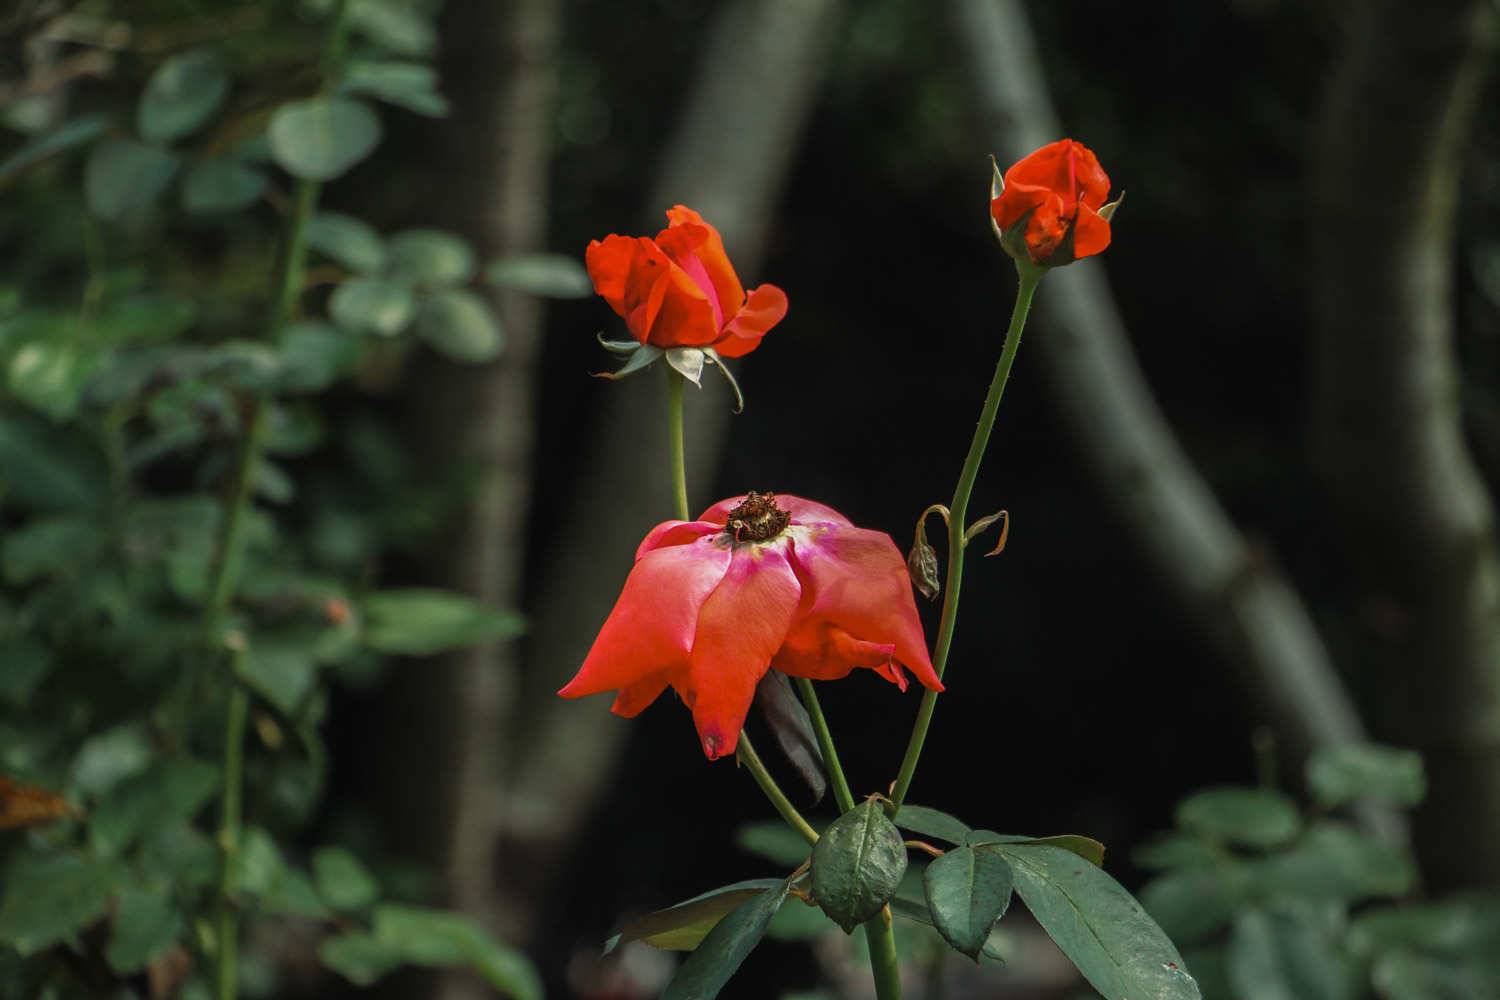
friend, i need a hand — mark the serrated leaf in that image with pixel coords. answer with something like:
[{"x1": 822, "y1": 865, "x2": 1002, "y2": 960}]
[
  {"x1": 1349, "y1": 896, "x2": 1500, "y2": 959},
  {"x1": 606, "y1": 879, "x2": 785, "y2": 954},
  {"x1": 306, "y1": 213, "x2": 386, "y2": 273},
  {"x1": 0, "y1": 852, "x2": 120, "y2": 955},
  {"x1": 661, "y1": 882, "x2": 789, "y2": 1000},
  {"x1": 414, "y1": 289, "x2": 503, "y2": 363},
  {"x1": 89, "y1": 757, "x2": 219, "y2": 856},
  {"x1": 313, "y1": 847, "x2": 379, "y2": 912},
  {"x1": 811, "y1": 800, "x2": 907, "y2": 933},
  {"x1": 348, "y1": 0, "x2": 437, "y2": 56},
  {"x1": 278, "y1": 321, "x2": 357, "y2": 393},
  {"x1": 84, "y1": 139, "x2": 179, "y2": 220},
  {"x1": 923, "y1": 845, "x2": 1013, "y2": 960},
  {"x1": 1139, "y1": 864, "x2": 1253, "y2": 945},
  {"x1": 895, "y1": 805, "x2": 971, "y2": 846},
  {"x1": 137, "y1": 49, "x2": 229, "y2": 142},
  {"x1": 238, "y1": 634, "x2": 318, "y2": 714},
  {"x1": 485, "y1": 253, "x2": 592, "y2": 298},
  {"x1": 179, "y1": 159, "x2": 266, "y2": 214},
  {"x1": 993, "y1": 842, "x2": 1201, "y2": 1000},
  {"x1": 0, "y1": 414, "x2": 106, "y2": 512},
  {"x1": 1255, "y1": 821, "x2": 1416, "y2": 901},
  {"x1": 1306, "y1": 743, "x2": 1426, "y2": 810},
  {"x1": 105, "y1": 886, "x2": 182, "y2": 974},
  {"x1": 386, "y1": 229, "x2": 476, "y2": 285},
  {"x1": 268, "y1": 97, "x2": 381, "y2": 181},
  {"x1": 330, "y1": 278, "x2": 415, "y2": 336},
  {"x1": 966, "y1": 831, "x2": 1106, "y2": 867},
  {"x1": 344, "y1": 905, "x2": 542, "y2": 999},
  {"x1": 1175, "y1": 786, "x2": 1302, "y2": 849},
  {"x1": 361, "y1": 588, "x2": 523, "y2": 656}
]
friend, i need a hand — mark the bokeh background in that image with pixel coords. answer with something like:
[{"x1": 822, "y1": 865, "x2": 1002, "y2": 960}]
[{"x1": 4, "y1": 0, "x2": 1500, "y2": 997}]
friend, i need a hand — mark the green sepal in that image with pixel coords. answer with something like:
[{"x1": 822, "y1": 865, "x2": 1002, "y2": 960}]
[{"x1": 593, "y1": 344, "x2": 662, "y2": 381}]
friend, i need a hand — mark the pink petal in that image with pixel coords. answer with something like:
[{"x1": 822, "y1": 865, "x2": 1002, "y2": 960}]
[
  {"x1": 686, "y1": 543, "x2": 802, "y2": 758},
  {"x1": 636, "y1": 519, "x2": 722, "y2": 560},
  {"x1": 787, "y1": 524, "x2": 941, "y2": 691},
  {"x1": 559, "y1": 534, "x2": 731, "y2": 699}
]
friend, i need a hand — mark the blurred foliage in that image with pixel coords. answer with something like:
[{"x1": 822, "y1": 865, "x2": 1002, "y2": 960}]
[
  {"x1": 0, "y1": 0, "x2": 585, "y2": 995},
  {"x1": 1136, "y1": 744, "x2": 1500, "y2": 1000}
]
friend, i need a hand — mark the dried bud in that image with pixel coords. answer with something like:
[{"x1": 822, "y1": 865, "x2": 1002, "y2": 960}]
[{"x1": 907, "y1": 505, "x2": 949, "y2": 601}]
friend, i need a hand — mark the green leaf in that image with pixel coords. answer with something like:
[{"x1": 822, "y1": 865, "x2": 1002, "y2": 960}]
[
  {"x1": 736, "y1": 821, "x2": 815, "y2": 867},
  {"x1": 238, "y1": 634, "x2": 318, "y2": 714},
  {"x1": 886, "y1": 892, "x2": 1008, "y2": 964},
  {"x1": 320, "y1": 932, "x2": 401, "y2": 986},
  {"x1": 1175, "y1": 786, "x2": 1302, "y2": 849},
  {"x1": 0, "y1": 414, "x2": 105, "y2": 512},
  {"x1": 0, "y1": 114, "x2": 109, "y2": 183},
  {"x1": 105, "y1": 885, "x2": 182, "y2": 974},
  {"x1": 313, "y1": 847, "x2": 379, "y2": 912},
  {"x1": 1227, "y1": 906, "x2": 1357, "y2": 1000},
  {"x1": 71, "y1": 723, "x2": 152, "y2": 796},
  {"x1": 0, "y1": 851, "x2": 120, "y2": 955},
  {"x1": 991, "y1": 842, "x2": 1201, "y2": 1000},
  {"x1": 341, "y1": 60, "x2": 449, "y2": 117},
  {"x1": 347, "y1": 0, "x2": 438, "y2": 56},
  {"x1": 89, "y1": 757, "x2": 219, "y2": 856},
  {"x1": 1371, "y1": 947, "x2": 1500, "y2": 1000},
  {"x1": 606, "y1": 879, "x2": 786, "y2": 954},
  {"x1": 361, "y1": 588, "x2": 523, "y2": 656},
  {"x1": 137, "y1": 49, "x2": 229, "y2": 142},
  {"x1": 7, "y1": 340, "x2": 98, "y2": 420},
  {"x1": 268, "y1": 97, "x2": 382, "y2": 181},
  {"x1": 485, "y1": 253, "x2": 593, "y2": 298},
  {"x1": 661, "y1": 881, "x2": 789, "y2": 1000},
  {"x1": 330, "y1": 277, "x2": 415, "y2": 336},
  {"x1": 966, "y1": 831, "x2": 1107, "y2": 867},
  {"x1": 179, "y1": 159, "x2": 266, "y2": 214},
  {"x1": 386, "y1": 229, "x2": 476, "y2": 285},
  {"x1": 306, "y1": 213, "x2": 386, "y2": 273},
  {"x1": 1349, "y1": 896, "x2": 1500, "y2": 959},
  {"x1": 277, "y1": 321, "x2": 357, "y2": 393},
  {"x1": 1306, "y1": 743, "x2": 1426, "y2": 809},
  {"x1": 1256, "y1": 821, "x2": 1416, "y2": 901},
  {"x1": 414, "y1": 289, "x2": 504, "y2": 363},
  {"x1": 1139, "y1": 864, "x2": 1253, "y2": 945},
  {"x1": 810, "y1": 799, "x2": 908, "y2": 933},
  {"x1": 923, "y1": 845, "x2": 1013, "y2": 960},
  {"x1": 894, "y1": 805, "x2": 971, "y2": 846},
  {"x1": 1132, "y1": 831, "x2": 1221, "y2": 872},
  {"x1": 84, "y1": 139, "x2": 179, "y2": 220},
  {"x1": 360, "y1": 905, "x2": 542, "y2": 999},
  {"x1": 3, "y1": 515, "x2": 106, "y2": 584}
]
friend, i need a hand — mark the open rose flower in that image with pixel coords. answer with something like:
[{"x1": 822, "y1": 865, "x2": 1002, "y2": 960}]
[
  {"x1": 587, "y1": 205, "x2": 787, "y2": 365},
  {"x1": 990, "y1": 139, "x2": 1120, "y2": 267},
  {"x1": 558, "y1": 492, "x2": 941, "y2": 760}
]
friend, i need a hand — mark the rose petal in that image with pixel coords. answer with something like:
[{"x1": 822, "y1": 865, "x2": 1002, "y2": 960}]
[
  {"x1": 636, "y1": 519, "x2": 722, "y2": 560},
  {"x1": 773, "y1": 618, "x2": 897, "y2": 682},
  {"x1": 686, "y1": 543, "x2": 802, "y2": 759},
  {"x1": 1070, "y1": 200, "x2": 1112, "y2": 260},
  {"x1": 611, "y1": 673, "x2": 674, "y2": 717},
  {"x1": 665, "y1": 205, "x2": 746, "y2": 319},
  {"x1": 787, "y1": 524, "x2": 941, "y2": 691},
  {"x1": 559, "y1": 534, "x2": 731, "y2": 699},
  {"x1": 715, "y1": 284, "x2": 788, "y2": 359}
]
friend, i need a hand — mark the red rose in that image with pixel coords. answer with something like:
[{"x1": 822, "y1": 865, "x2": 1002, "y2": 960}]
[
  {"x1": 559, "y1": 492, "x2": 941, "y2": 760},
  {"x1": 990, "y1": 139, "x2": 1117, "y2": 267},
  {"x1": 586, "y1": 206, "x2": 788, "y2": 358}
]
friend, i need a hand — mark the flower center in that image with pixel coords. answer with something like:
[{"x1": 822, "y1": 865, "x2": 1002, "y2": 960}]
[{"x1": 725, "y1": 491, "x2": 791, "y2": 543}]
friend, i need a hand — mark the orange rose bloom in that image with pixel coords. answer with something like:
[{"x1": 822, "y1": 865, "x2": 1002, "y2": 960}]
[
  {"x1": 990, "y1": 139, "x2": 1114, "y2": 266},
  {"x1": 585, "y1": 206, "x2": 788, "y2": 358}
]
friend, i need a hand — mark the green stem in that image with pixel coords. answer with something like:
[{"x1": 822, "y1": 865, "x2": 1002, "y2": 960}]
[
  {"x1": 888, "y1": 265, "x2": 1042, "y2": 812},
  {"x1": 736, "y1": 732, "x2": 819, "y2": 845},
  {"x1": 213, "y1": 678, "x2": 249, "y2": 1000},
  {"x1": 863, "y1": 905, "x2": 903, "y2": 1000},
  {"x1": 665, "y1": 365, "x2": 689, "y2": 521},
  {"x1": 793, "y1": 677, "x2": 855, "y2": 814}
]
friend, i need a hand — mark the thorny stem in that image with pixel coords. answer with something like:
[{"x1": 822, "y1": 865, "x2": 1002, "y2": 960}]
[
  {"x1": 889, "y1": 265, "x2": 1042, "y2": 812},
  {"x1": 737, "y1": 732, "x2": 819, "y2": 845},
  {"x1": 794, "y1": 676, "x2": 855, "y2": 814},
  {"x1": 208, "y1": 6, "x2": 349, "y2": 997}
]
